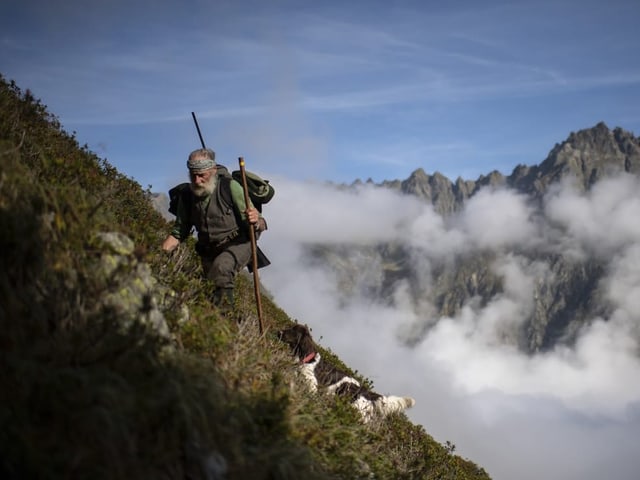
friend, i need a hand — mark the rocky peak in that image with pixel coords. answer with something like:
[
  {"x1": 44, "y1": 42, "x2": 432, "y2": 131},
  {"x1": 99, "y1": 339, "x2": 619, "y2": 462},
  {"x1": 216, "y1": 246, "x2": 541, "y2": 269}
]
[
  {"x1": 507, "y1": 123, "x2": 640, "y2": 198},
  {"x1": 400, "y1": 168, "x2": 459, "y2": 215},
  {"x1": 532, "y1": 122, "x2": 640, "y2": 193},
  {"x1": 475, "y1": 170, "x2": 506, "y2": 191},
  {"x1": 401, "y1": 168, "x2": 430, "y2": 194},
  {"x1": 565, "y1": 121, "x2": 615, "y2": 153}
]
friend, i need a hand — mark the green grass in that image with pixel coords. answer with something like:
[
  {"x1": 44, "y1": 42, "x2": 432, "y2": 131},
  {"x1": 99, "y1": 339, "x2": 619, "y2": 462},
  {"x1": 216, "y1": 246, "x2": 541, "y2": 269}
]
[{"x1": 0, "y1": 73, "x2": 491, "y2": 480}]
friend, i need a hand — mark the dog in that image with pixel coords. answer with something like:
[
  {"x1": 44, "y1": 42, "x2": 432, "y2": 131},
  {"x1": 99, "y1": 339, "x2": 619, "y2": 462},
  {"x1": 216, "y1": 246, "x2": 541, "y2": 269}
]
[{"x1": 277, "y1": 323, "x2": 415, "y2": 423}]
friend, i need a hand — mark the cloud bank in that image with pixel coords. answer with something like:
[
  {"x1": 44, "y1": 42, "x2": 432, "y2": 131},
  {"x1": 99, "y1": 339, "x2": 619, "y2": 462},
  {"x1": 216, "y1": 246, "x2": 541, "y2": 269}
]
[{"x1": 259, "y1": 173, "x2": 640, "y2": 480}]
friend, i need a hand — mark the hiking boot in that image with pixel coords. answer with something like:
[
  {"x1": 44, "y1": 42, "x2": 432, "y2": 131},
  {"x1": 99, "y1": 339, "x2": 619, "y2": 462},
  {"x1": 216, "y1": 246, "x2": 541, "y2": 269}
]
[{"x1": 212, "y1": 287, "x2": 234, "y2": 313}]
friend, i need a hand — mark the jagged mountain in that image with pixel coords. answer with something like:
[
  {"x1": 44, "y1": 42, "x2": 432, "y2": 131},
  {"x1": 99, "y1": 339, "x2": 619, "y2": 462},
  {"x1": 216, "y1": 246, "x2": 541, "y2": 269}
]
[
  {"x1": 510, "y1": 121, "x2": 640, "y2": 197},
  {"x1": 371, "y1": 122, "x2": 640, "y2": 216},
  {"x1": 310, "y1": 122, "x2": 640, "y2": 353}
]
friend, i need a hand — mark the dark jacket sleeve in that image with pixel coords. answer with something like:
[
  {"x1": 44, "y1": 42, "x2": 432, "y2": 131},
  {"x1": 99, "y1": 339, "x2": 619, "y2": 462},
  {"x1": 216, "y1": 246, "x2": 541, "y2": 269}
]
[{"x1": 170, "y1": 194, "x2": 194, "y2": 240}]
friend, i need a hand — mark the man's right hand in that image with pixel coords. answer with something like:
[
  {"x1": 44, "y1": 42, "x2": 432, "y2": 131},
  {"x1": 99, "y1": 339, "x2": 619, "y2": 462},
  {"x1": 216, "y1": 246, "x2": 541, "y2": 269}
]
[{"x1": 162, "y1": 235, "x2": 180, "y2": 252}]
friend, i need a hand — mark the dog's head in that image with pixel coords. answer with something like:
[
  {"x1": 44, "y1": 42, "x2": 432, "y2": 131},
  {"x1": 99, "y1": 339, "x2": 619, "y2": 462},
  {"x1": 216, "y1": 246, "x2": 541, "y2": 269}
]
[{"x1": 277, "y1": 324, "x2": 316, "y2": 361}]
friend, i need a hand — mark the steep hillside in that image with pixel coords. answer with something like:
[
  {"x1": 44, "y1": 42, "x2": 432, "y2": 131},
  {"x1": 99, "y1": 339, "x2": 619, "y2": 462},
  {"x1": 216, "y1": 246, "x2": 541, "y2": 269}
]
[{"x1": 0, "y1": 75, "x2": 490, "y2": 479}]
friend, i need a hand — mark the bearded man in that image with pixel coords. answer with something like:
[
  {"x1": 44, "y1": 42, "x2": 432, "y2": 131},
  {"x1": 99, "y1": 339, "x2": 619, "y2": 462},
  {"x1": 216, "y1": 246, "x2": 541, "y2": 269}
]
[{"x1": 162, "y1": 148, "x2": 267, "y2": 308}]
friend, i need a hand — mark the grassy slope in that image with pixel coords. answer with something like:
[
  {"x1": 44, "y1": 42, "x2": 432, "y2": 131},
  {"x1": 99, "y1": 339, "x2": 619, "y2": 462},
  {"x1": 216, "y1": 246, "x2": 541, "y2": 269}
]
[{"x1": 0, "y1": 75, "x2": 491, "y2": 480}]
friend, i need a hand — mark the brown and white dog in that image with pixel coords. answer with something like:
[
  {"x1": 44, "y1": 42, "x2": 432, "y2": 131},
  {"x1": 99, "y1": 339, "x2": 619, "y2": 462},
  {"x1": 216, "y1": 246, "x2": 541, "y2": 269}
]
[{"x1": 277, "y1": 323, "x2": 415, "y2": 423}]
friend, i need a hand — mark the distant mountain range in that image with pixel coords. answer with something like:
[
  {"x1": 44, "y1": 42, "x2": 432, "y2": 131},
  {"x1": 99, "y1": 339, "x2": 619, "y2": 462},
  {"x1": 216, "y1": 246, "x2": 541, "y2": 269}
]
[
  {"x1": 354, "y1": 121, "x2": 640, "y2": 214},
  {"x1": 310, "y1": 122, "x2": 640, "y2": 353}
]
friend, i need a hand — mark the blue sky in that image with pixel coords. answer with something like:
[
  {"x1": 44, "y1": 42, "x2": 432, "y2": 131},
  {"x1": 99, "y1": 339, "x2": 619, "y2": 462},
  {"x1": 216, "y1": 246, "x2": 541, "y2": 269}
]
[
  {"x1": 4, "y1": 3, "x2": 640, "y2": 479},
  {"x1": 2, "y1": 0, "x2": 639, "y2": 193}
]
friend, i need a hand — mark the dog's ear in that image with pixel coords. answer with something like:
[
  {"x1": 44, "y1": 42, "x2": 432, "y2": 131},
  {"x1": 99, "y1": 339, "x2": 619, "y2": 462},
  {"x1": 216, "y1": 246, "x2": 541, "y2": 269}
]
[
  {"x1": 295, "y1": 325, "x2": 316, "y2": 357},
  {"x1": 293, "y1": 326, "x2": 306, "y2": 349},
  {"x1": 301, "y1": 324, "x2": 311, "y2": 335}
]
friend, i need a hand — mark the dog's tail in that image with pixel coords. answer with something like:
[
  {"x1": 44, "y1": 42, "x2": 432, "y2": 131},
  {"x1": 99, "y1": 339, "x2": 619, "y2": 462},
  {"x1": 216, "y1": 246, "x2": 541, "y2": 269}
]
[{"x1": 376, "y1": 395, "x2": 416, "y2": 417}]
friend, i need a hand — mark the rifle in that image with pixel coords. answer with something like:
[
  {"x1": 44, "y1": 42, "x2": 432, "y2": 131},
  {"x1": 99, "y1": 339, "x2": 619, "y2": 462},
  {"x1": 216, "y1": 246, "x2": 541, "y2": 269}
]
[
  {"x1": 191, "y1": 111, "x2": 206, "y2": 149},
  {"x1": 190, "y1": 112, "x2": 266, "y2": 334}
]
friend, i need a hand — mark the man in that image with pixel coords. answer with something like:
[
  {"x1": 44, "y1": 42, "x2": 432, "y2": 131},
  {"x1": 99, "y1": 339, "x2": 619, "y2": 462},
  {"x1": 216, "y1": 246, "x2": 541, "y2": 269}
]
[{"x1": 162, "y1": 148, "x2": 267, "y2": 309}]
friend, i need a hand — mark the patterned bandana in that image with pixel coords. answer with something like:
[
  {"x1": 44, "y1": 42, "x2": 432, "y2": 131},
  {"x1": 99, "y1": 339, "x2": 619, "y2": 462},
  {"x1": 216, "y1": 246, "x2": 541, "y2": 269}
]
[{"x1": 187, "y1": 157, "x2": 216, "y2": 173}]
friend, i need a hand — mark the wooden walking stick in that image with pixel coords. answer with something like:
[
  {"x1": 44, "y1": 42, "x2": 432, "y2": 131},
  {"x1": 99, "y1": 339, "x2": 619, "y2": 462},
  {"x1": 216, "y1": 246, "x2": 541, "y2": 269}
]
[{"x1": 238, "y1": 157, "x2": 265, "y2": 335}]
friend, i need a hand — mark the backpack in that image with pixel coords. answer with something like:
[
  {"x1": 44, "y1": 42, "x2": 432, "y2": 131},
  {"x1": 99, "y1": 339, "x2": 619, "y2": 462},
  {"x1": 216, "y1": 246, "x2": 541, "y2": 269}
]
[
  {"x1": 168, "y1": 165, "x2": 274, "y2": 216},
  {"x1": 168, "y1": 182, "x2": 191, "y2": 216},
  {"x1": 230, "y1": 170, "x2": 275, "y2": 213}
]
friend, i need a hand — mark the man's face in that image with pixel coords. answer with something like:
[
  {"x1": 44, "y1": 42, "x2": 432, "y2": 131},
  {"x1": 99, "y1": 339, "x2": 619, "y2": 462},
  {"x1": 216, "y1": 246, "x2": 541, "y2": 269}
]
[
  {"x1": 190, "y1": 168, "x2": 214, "y2": 186},
  {"x1": 189, "y1": 162, "x2": 217, "y2": 197}
]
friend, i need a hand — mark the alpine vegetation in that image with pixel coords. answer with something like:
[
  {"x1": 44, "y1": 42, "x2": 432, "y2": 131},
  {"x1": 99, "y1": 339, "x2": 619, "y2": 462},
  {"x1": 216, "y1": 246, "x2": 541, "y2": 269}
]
[{"x1": 0, "y1": 74, "x2": 490, "y2": 479}]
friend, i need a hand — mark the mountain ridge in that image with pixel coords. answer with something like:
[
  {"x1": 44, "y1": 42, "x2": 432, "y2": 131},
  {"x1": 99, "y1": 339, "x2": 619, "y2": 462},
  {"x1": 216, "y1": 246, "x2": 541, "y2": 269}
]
[
  {"x1": 351, "y1": 121, "x2": 640, "y2": 216},
  {"x1": 313, "y1": 122, "x2": 640, "y2": 353}
]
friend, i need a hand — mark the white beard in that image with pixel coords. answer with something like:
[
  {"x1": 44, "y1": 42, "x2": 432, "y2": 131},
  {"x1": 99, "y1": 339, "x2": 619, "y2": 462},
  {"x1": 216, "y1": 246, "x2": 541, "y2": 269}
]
[{"x1": 190, "y1": 175, "x2": 217, "y2": 198}]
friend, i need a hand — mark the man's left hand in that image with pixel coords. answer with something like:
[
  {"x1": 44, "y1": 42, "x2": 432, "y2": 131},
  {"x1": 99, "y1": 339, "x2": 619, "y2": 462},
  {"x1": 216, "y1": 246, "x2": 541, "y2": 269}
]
[{"x1": 246, "y1": 207, "x2": 260, "y2": 224}]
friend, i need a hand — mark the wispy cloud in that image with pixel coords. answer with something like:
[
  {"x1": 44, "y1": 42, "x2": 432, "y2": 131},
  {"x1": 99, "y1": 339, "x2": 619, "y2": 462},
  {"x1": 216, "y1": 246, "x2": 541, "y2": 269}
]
[{"x1": 260, "y1": 172, "x2": 640, "y2": 480}]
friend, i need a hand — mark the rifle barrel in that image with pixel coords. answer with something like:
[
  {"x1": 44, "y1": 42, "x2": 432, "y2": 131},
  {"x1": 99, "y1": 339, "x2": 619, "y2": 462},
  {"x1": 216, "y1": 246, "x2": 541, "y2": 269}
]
[{"x1": 191, "y1": 112, "x2": 206, "y2": 149}]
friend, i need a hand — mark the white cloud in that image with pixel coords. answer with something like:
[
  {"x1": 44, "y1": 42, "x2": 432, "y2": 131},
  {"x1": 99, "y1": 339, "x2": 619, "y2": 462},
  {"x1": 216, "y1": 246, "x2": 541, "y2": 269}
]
[
  {"x1": 260, "y1": 172, "x2": 640, "y2": 480},
  {"x1": 606, "y1": 244, "x2": 640, "y2": 318},
  {"x1": 456, "y1": 187, "x2": 539, "y2": 250},
  {"x1": 544, "y1": 173, "x2": 640, "y2": 258}
]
